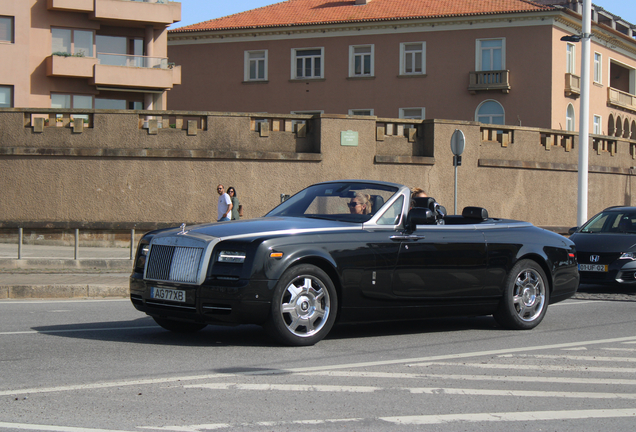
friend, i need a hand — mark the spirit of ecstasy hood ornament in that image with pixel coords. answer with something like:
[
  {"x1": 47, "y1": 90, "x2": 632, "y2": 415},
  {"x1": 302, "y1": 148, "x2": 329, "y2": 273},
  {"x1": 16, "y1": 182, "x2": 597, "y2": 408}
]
[{"x1": 177, "y1": 223, "x2": 187, "y2": 235}]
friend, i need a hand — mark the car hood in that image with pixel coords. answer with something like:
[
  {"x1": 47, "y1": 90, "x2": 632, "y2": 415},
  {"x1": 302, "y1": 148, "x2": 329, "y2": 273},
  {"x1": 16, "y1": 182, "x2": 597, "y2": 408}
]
[
  {"x1": 152, "y1": 217, "x2": 361, "y2": 242},
  {"x1": 570, "y1": 232, "x2": 636, "y2": 252}
]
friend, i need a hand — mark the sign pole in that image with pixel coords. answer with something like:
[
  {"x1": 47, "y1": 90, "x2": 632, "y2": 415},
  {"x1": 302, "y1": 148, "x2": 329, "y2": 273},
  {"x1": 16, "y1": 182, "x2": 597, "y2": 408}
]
[{"x1": 450, "y1": 129, "x2": 465, "y2": 215}]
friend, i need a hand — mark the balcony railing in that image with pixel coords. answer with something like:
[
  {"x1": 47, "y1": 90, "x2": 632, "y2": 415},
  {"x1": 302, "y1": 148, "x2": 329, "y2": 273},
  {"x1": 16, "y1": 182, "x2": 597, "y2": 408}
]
[
  {"x1": 468, "y1": 70, "x2": 510, "y2": 94},
  {"x1": 565, "y1": 73, "x2": 580, "y2": 97},
  {"x1": 608, "y1": 87, "x2": 636, "y2": 113},
  {"x1": 97, "y1": 53, "x2": 170, "y2": 69}
]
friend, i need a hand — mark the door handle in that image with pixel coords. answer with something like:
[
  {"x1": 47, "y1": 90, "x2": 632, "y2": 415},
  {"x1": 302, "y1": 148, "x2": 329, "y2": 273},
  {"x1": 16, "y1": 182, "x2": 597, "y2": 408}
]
[{"x1": 390, "y1": 235, "x2": 426, "y2": 241}]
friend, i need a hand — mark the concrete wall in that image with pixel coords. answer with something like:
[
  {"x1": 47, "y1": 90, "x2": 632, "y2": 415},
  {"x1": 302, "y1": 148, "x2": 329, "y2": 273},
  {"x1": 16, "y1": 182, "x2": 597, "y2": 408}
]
[{"x1": 1, "y1": 108, "x2": 635, "y2": 233}]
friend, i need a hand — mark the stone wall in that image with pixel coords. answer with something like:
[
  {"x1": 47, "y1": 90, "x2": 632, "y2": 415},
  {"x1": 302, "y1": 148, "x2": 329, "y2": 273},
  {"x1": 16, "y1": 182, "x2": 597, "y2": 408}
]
[{"x1": 0, "y1": 108, "x2": 634, "y2": 235}]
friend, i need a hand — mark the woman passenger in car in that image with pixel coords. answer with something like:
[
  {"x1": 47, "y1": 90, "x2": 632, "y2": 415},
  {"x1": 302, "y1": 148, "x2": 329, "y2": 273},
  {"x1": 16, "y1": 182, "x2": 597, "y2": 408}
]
[{"x1": 348, "y1": 193, "x2": 372, "y2": 215}]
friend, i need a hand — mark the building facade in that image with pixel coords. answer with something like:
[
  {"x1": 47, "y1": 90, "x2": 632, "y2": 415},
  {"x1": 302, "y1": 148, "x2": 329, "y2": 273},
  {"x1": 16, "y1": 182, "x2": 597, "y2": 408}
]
[
  {"x1": 0, "y1": 0, "x2": 181, "y2": 111},
  {"x1": 167, "y1": 0, "x2": 636, "y2": 136}
]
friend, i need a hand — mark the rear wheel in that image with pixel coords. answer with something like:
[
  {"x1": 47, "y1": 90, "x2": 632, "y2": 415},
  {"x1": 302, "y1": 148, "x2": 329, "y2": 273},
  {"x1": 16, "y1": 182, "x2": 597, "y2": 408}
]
[
  {"x1": 152, "y1": 317, "x2": 207, "y2": 333},
  {"x1": 493, "y1": 259, "x2": 549, "y2": 330},
  {"x1": 265, "y1": 264, "x2": 337, "y2": 346}
]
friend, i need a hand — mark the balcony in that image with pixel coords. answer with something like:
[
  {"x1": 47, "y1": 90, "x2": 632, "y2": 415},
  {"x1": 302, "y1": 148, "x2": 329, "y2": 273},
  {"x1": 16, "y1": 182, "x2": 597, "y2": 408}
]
[
  {"x1": 468, "y1": 70, "x2": 510, "y2": 94},
  {"x1": 608, "y1": 87, "x2": 636, "y2": 113},
  {"x1": 564, "y1": 73, "x2": 580, "y2": 97},
  {"x1": 47, "y1": 0, "x2": 181, "y2": 26},
  {"x1": 47, "y1": 53, "x2": 181, "y2": 89}
]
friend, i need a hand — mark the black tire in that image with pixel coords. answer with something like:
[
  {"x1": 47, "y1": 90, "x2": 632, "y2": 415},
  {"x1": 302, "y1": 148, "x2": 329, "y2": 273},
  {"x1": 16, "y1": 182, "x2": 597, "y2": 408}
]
[
  {"x1": 152, "y1": 317, "x2": 207, "y2": 333},
  {"x1": 265, "y1": 264, "x2": 337, "y2": 346},
  {"x1": 493, "y1": 259, "x2": 550, "y2": 330}
]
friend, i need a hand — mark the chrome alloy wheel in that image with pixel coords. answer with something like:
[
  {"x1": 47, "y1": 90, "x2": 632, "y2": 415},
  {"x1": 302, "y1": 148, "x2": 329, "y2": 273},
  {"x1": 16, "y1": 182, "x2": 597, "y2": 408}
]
[
  {"x1": 512, "y1": 268, "x2": 546, "y2": 322},
  {"x1": 280, "y1": 275, "x2": 331, "y2": 338}
]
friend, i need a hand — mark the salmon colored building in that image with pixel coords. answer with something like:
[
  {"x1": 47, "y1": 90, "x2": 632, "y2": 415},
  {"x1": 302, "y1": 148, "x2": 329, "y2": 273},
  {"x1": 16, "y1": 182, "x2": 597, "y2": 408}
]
[
  {"x1": 0, "y1": 0, "x2": 181, "y2": 110},
  {"x1": 167, "y1": 0, "x2": 636, "y2": 135}
]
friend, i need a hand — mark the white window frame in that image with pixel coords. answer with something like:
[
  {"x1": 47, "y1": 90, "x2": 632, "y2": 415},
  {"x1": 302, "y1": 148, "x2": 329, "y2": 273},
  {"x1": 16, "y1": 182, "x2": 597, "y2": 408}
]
[
  {"x1": 0, "y1": 16, "x2": 14, "y2": 43},
  {"x1": 291, "y1": 47, "x2": 324, "y2": 79},
  {"x1": 475, "y1": 100, "x2": 505, "y2": 125},
  {"x1": 476, "y1": 38, "x2": 505, "y2": 71},
  {"x1": 349, "y1": 44, "x2": 374, "y2": 77},
  {"x1": 399, "y1": 107, "x2": 425, "y2": 119},
  {"x1": 399, "y1": 42, "x2": 426, "y2": 75},
  {"x1": 566, "y1": 43, "x2": 576, "y2": 74},
  {"x1": 593, "y1": 115, "x2": 602, "y2": 135},
  {"x1": 348, "y1": 109, "x2": 374, "y2": 116},
  {"x1": 244, "y1": 50, "x2": 268, "y2": 82},
  {"x1": 566, "y1": 104, "x2": 575, "y2": 131},
  {"x1": 593, "y1": 52, "x2": 602, "y2": 83}
]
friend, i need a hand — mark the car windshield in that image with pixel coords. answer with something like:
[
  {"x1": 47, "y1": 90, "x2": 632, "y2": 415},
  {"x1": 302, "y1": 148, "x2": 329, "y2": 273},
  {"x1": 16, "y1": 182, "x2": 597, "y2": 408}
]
[
  {"x1": 265, "y1": 182, "x2": 400, "y2": 223},
  {"x1": 580, "y1": 211, "x2": 636, "y2": 234}
]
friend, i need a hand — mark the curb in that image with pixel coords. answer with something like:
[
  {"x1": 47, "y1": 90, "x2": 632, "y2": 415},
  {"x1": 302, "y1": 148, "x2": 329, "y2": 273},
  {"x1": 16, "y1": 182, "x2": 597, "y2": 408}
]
[{"x1": 0, "y1": 284, "x2": 129, "y2": 300}]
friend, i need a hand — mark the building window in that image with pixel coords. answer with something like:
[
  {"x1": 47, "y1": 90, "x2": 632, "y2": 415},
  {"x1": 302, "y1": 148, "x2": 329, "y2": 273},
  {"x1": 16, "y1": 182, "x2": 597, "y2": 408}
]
[
  {"x1": 349, "y1": 109, "x2": 374, "y2": 116},
  {"x1": 477, "y1": 38, "x2": 504, "y2": 71},
  {"x1": 245, "y1": 50, "x2": 267, "y2": 81},
  {"x1": 566, "y1": 43, "x2": 576, "y2": 74},
  {"x1": 52, "y1": 28, "x2": 94, "y2": 57},
  {"x1": 400, "y1": 42, "x2": 425, "y2": 75},
  {"x1": 566, "y1": 104, "x2": 575, "y2": 131},
  {"x1": 399, "y1": 108, "x2": 425, "y2": 119},
  {"x1": 593, "y1": 115, "x2": 602, "y2": 135},
  {"x1": 476, "y1": 100, "x2": 505, "y2": 124},
  {"x1": 292, "y1": 48, "x2": 324, "y2": 79},
  {"x1": 52, "y1": 93, "x2": 93, "y2": 109},
  {"x1": 594, "y1": 52, "x2": 602, "y2": 83},
  {"x1": 0, "y1": 16, "x2": 14, "y2": 43},
  {"x1": 349, "y1": 45, "x2": 374, "y2": 77},
  {"x1": 0, "y1": 85, "x2": 13, "y2": 107}
]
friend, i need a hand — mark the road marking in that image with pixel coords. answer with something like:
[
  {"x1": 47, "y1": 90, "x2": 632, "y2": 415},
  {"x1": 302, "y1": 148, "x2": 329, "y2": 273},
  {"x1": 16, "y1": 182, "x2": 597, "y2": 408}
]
[
  {"x1": 0, "y1": 326, "x2": 156, "y2": 336},
  {"x1": 0, "y1": 422, "x2": 134, "y2": 432},
  {"x1": 4, "y1": 335, "x2": 636, "y2": 396},
  {"x1": 299, "y1": 370, "x2": 636, "y2": 385},
  {"x1": 380, "y1": 408, "x2": 636, "y2": 425},
  {"x1": 412, "y1": 361, "x2": 636, "y2": 374},
  {"x1": 186, "y1": 383, "x2": 379, "y2": 393},
  {"x1": 501, "y1": 353, "x2": 636, "y2": 363}
]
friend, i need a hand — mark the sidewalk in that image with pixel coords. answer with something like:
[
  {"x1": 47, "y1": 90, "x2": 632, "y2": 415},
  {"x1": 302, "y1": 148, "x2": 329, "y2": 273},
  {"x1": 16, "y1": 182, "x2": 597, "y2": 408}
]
[{"x1": 0, "y1": 243, "x2": 131, "y2": 300}]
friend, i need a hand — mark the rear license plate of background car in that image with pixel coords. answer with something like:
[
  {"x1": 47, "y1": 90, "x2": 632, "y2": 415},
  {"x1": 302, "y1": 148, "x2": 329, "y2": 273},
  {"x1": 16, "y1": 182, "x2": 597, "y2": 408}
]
[
  {"x1": 150, "y1": 287, "x2": 186, "y2": 302},
  {"x1": 579, "y1": 264, "x2": 608, "y2": 272}
]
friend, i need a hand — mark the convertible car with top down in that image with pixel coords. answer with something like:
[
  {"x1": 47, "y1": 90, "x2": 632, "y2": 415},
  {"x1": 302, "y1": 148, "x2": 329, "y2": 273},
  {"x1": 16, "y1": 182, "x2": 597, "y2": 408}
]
[{"x1": 130, "y1": 180, "x2": 579, "y2": 346}]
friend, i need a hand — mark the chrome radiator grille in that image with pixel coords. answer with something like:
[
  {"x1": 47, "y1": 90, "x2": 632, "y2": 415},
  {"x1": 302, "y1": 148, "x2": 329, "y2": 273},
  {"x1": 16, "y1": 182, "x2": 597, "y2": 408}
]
[{"x1": 145, "y1": 245, "x2": 204, "y2": 284}]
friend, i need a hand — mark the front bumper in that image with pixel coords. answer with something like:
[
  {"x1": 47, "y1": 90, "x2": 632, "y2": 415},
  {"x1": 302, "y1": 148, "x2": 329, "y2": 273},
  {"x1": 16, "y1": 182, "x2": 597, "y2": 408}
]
[
  {"x1": 129, "y1": 275, "x2": 273, "y2": 325},
  {"x1": 578, "y1": 260, "x2": 636, "y2": 285}
]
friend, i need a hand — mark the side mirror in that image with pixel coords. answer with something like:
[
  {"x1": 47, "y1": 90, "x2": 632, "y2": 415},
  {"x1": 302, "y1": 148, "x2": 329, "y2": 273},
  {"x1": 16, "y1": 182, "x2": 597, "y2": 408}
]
[
  {"x1": 568, "y1": 227, "x2": 578, "y2": 235},
  {"x1": 407, "y1": 207, "x2": 436, "y2": 229}
]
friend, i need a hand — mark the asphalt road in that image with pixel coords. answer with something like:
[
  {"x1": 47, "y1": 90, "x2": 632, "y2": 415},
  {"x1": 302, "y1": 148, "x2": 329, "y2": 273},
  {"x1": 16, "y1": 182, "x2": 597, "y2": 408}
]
[{"x1": 1, "y1": 288, "x2": 635, "y2": 432}]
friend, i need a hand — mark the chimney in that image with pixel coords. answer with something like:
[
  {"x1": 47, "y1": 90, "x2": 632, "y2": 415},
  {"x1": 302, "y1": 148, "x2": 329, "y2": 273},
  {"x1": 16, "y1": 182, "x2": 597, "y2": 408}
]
[{"x1": 355, "y1": 0, "x2": 374, "y2": 5}]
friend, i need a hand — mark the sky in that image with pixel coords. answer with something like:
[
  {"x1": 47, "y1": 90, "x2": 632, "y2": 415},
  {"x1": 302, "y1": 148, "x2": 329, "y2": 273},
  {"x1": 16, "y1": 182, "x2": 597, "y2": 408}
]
[{"x1": 170, "y1": 0, "x2": 636, "y2": 30}]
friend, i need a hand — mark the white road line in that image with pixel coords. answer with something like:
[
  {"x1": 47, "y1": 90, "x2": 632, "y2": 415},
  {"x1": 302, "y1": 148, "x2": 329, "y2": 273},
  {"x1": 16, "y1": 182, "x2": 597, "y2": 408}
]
[
  {"x1": 4, "y1": 335, "x2": 636, "y2": 396},
  {"x1": 186, "y1": 383, "x2": 379, "y2": 393},
  {"x1": 0, "y1": 422, "x2": 134, "y2": 432},
  {"x1": 0, "y1": 326, "x2": 156, "y2": 336},
  {"x1": 501, "y1": 353, "x2": 636, "y2": 362},
  {"x1": 299, "y1": 370, "x2": 636, "y2": 385},
  {"x1": 412, "y1": 361, "x2": 636, "y2": 374},
  {"x1": 380, "y1": 408, "x2": 636, "y2": 425}
]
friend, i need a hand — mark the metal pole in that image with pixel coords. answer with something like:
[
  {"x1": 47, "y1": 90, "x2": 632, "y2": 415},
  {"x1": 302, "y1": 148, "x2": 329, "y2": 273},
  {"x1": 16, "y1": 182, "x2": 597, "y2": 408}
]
[
  {"x1": 454, "y1": 163, "x2": 458, "y2": 215},
  {"x1": 18, "y1": 227, "x2": 23, "y2": 260},
  {"x1": 130, "y1": 228, "x2": 135, "y2": 260},
  {"x1": 577, "y1": 0, "x2": 591, "y2": 227},
  {"x1": 74, "y1": 228, "x2": 79, "y2": 260}
]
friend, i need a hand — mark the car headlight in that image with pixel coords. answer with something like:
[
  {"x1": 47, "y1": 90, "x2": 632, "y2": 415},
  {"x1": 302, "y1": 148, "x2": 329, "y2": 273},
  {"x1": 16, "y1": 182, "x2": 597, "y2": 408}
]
[
  {"x1": 218, "y1": 251, "x2": 246, "y2": 263},
  {"x1": 619, "y1": 252, "x2": 636, "y2": 260}
]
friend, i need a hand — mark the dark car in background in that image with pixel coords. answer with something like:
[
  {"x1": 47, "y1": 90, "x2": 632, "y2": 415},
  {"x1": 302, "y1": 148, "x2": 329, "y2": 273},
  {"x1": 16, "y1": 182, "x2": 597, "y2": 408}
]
[
  {"x1": 569, "y1": 206, "x2": 636, "y2": 285},
  {"x1": 130, "y1": 180, "x2": 579, "y2": 346}
]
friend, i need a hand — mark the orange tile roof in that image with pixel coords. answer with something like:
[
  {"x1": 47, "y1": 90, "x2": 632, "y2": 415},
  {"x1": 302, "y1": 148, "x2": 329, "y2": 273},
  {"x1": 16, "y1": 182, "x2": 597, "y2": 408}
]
[{"x1": 171, "y1": 0, "x2": 554, "y2": 33}]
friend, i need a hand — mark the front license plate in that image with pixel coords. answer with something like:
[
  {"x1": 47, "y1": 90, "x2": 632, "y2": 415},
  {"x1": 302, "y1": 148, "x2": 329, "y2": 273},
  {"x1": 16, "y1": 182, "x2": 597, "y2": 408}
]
[
  {"x1": 150, "y1": 287, "x2": 186, "y2": 302},
  {"x1": 579, "y1": 264, "x2": 608, "y2": 272}
]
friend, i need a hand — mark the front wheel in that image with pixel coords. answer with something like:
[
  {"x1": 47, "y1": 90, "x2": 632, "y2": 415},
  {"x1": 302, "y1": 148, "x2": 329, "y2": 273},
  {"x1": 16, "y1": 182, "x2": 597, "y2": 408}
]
[
  {"x1": 265, "y1": 264, "x2": 337, "y2": 346},
  {"x1": 493, "y1": 259, "x2": 549, "y2": 330},
  {"x1": 153, "y1": 317, "x2": 207, "y2": 333}
]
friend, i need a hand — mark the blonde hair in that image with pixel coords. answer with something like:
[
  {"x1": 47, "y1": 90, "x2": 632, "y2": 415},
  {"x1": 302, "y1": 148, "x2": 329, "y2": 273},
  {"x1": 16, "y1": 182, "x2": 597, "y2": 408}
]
[
  {"x1": 411, "y1": 187, "x2": 427, "y2": 198},
  {"x1": 354, "y1": 192, "x2": 372, "y2": 214}
]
